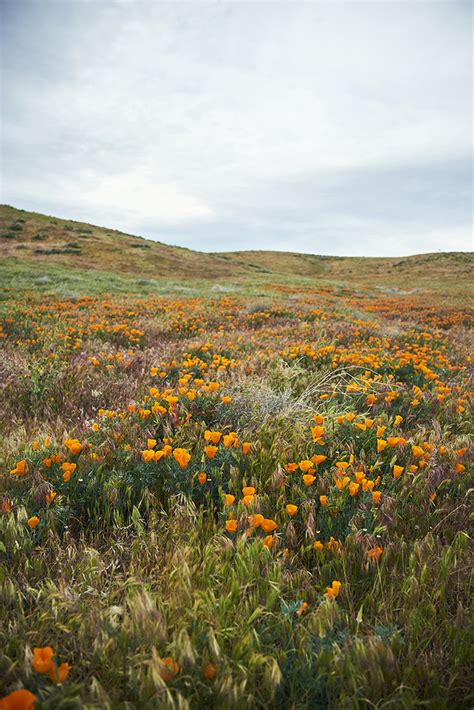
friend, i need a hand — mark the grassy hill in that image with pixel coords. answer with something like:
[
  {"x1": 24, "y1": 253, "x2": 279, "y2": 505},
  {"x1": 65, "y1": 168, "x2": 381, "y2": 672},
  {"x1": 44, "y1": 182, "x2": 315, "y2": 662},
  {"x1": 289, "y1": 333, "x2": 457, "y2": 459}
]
[{"x1": 1, "y1": 204, "x2": 472, "y2": 299}]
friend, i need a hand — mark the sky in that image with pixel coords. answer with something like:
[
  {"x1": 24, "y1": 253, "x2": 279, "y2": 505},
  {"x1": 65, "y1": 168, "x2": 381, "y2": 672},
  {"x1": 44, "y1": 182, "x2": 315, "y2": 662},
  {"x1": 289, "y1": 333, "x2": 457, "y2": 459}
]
[{"x1": 0, "y1": 0, "x2": 472, "y2": 256}]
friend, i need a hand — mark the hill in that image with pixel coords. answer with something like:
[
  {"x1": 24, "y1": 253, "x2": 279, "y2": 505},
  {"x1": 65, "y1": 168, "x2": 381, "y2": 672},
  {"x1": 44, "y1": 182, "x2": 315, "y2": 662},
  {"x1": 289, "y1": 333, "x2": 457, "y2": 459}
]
[{"x1": 1, "y1": 204, "x2": 472, "y2": 300}]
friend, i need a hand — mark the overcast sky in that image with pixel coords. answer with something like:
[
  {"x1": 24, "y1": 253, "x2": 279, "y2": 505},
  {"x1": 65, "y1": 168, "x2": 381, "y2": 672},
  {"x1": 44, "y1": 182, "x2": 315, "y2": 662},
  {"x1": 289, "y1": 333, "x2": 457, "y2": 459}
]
[{"x1": 1, "y1": 0, "x2": 472, "y2": 256}]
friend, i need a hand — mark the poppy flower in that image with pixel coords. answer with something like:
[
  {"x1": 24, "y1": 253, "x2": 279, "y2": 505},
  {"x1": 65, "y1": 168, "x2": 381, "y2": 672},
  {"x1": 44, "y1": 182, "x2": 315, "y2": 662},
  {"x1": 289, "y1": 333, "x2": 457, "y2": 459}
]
[
  {"x1": 225, "y1": 519, "x2": 237, "y2": 533},
  {"x1": 377, "y1": 439, "x2": 387, "y2": 453},
  {"x1": 202, "y1": 662, "x2": 217, "y2": 681},
  {"x1": 0, "y1": 689, "x2": 37, "y2": 710},
  {"x1": 225, "y1": 494, "x2": 235, "y2": 506},
  {"x1": 319, "y1": 495, "x2": 327, "y2": 507},
  {"x1": 158, "y1": 657, "x2": 179, "y2": 682},
  {"x1": 261, "y1": 518, "x2": 277, "y2": 533},
  {"x1": 286, "y1": 504, "x2": 298, "y2": 517},
  {"x1": 303, "y1": 474, "x2": 316, "y2": 487},
  {"x1": 348, "y1": 482, "x2": 359, "y2": 497},
  {"x1": 49, "y1": 662, "x2": 71, "y2": 684},
  {"x1": 299, "y1": 460, "x2": 313, "y2": 472},
  {"x1": 173, "y1": 448, "x2": 191, "y2": 468},
  {"x1": 10, "y1": 460, "x2": 27, "y2": 476},
  {"x1": 393, "y1": 465, "x2": 404, "y2": 478},
  {"x1": 313, "y1": 540, "x2": 324, "y2": 552},
  {"x1": 32, "y1": 646, "x2": 54, "y2": 673},
  {"x1": 64, "y1": 439, "x2": 82, "y2": 455},
  {"x1": 241, "y1": 442, "x2": 251, "y2": 455},
  {"x1": 27, "y1": 517, "x2": 40, "y2": 530},
  {"x1": 368, "y1": 546, "x2": 383, "y2": 561},
  {"x1": 263, "y1": 535, "x2": 273, "y2": 549},
  {"x1": 372, "y1": 491, "x2": 382, "y2": 504},
  {"x1": 248, "y1": 513, "x2": 264, "y2": 528},
  {"x1": 242, "y1": 486, "x2": 255, "y2": 496},
  {"x1": 324, "y1": 580, "x2": 341, "y2": 600},
  {"x1": 204, "y1": 445, "x2": 218, "y2": 459},
  {"x1": 198, "y1": 472, "x2": 207, "y2": 485}
]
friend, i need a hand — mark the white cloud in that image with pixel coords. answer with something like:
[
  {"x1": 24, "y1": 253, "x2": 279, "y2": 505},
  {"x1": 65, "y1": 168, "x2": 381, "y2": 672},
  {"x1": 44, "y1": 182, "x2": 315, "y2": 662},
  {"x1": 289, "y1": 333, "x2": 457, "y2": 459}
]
[{"x1": 1, "y1": 0, "x2": 472, "y2": 254}]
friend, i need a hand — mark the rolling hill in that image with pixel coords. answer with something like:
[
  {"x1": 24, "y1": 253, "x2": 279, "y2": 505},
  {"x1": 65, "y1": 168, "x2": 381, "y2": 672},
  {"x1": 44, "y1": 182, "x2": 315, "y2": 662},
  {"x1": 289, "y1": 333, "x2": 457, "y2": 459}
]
[{"x1": 1, "y1": 204, "x2": 472, "y2": 299}]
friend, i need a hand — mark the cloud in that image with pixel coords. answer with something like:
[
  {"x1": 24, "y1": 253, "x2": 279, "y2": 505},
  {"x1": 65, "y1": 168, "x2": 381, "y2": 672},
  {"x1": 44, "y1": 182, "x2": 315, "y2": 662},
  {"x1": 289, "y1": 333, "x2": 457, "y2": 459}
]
[{"x1": 1, "y1": 0, "x2": 472, "y2": 255}]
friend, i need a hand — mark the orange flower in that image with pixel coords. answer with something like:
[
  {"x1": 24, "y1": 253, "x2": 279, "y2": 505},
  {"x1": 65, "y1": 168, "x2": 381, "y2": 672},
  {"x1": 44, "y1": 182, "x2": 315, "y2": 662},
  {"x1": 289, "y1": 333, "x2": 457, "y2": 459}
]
[
  {"x1": 147, "y1": 438, "x2": 157, "y2": 449},
  {"x1": 225, "y1": 494, "x2": 235, "y2": 506},
  {"x1": 32, "y1": 646, "x2": 54, "y2": 673},
  {"x1": 242, "y1": 486, "x2": 255, "y2": 496},
  {"x1": 263, "y1": 535, "x2": 274, "y2": 549},
  {"x1": 241, "y1": 442, "x2": 251, "y2": 455},
  {"x1": 198, "y1": 472, "x2": 207, "y2": 485},
  {"x1": 311, "y1": 454, "x2": 327, "y2": 466},
  {"x1": 372, "y1": 491, "x2": 382, "y2": 504},
  {"x1": 313, "y1": 540, "x2": 324, "y2": 552},
  {"x1": 49, "y1": 662, "x2": 71, "y2": 684},
  {"x1": 158, "y1": 657, "x2": 179, "y2": 682},
  {"x1": 204, "y1": 430, "x2": 222, "y2": 444},
  {"x1": 45, "y1": 491, "x2": 57, "y2": 504},
  {"x1": 173, "y1": 448, "x2": 191, "y2": 468},
  {"x1": 221, "y1": 395, "x2": 232, "y2": 404},
  {"x1": 393, "y1": 465, "x2": 404, "y2": 479},
  {"x1": 368, "y1": 546, "x2": 383, "y2": 561},
  {"x1": 225, "y1": 519, "x2": 237, "y2": 533},
  {"x1": 204, "y1": 445, "x2": 218, "y2": 459},
  {"x1": 27, "y1": 517, "x2": 40, "y2": 530},
  {"x1": 202, "y1": 662, "x2": 217, "y2": 681},
  {"x1": 455, "y1": 463, "x2": 465, "y2": 474},
  {"x1": 299, "y1": 460, "x2": 313, "y2": 472},
  {"x1": 0, "y1": 689, "x2": 37, "y2": 710},
  {"x1": 324, "y1": 580, "x2": 341, "y2": 600},
  {"x1": 64, "y1": 439, "x2": 82, "y2": 455},
  {"x1": 242, "y1": 495, "x2": 254, "y2": 507},
  {"x1": 319, "y1": 495, "x2": 327, "y2": 507},
  {"x1": 377, "y1": 439, "x2": 387, "y2": 453},
  {"x1": 10, "y1": 460, "x2": 27, "y2": 476},
  {"x1": 348, "y1": 482, "x2": 359, "y2": 497},
  {"x1": 302, "y1": 474, "x2": 316, "y2": 487},
  {"x1": 286, "y1": 504, "x2": 298, "y2": 517},
  {"x1": 248, "y1": 513, "x2": 264, "y2": 528},
  {"x1": 261, "y1": 518, "x2": 277, "y2": 533},
  {"x1": 412, "y1": 445, "x2": 424, "y2": 458}
]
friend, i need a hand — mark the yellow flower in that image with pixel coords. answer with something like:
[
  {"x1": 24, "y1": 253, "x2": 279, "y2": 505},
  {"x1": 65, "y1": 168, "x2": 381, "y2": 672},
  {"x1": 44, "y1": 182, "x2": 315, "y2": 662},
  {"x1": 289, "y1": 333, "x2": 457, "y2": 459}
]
[
  {"x1": 147, "y1": 438, "x2": 157, "y2": 449},
  {"x1": 142, "y1": 449, "x2": 155, "y2": 462},
  {"x1": 286, "y1": 504, "x2": 298, "y2": 517},
  {"x1": 64, "y1": 439, "x2": 83, "y2": 455},
  {"x1": 372, "y1": 491, "x2": 382, "y2": 504},
  {"x1": 348, "y1": 482, "x2": 359, "y2": 497},
  {"x1": 377, "y1": 439, "x2": 387, "y2": 453},
  {"x1": 242, "y1": 486, "x2": 255, "y2": 496},
  {"x1": 299, "y1": 460, "x2": 313, "y2": 472}
]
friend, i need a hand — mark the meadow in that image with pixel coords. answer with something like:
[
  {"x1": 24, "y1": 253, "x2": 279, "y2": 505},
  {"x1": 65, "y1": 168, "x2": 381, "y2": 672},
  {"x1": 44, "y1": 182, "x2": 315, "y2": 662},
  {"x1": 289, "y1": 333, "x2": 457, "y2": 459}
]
[{"x1": 0, "y1": 209, "x2": 473, "y2": 709}]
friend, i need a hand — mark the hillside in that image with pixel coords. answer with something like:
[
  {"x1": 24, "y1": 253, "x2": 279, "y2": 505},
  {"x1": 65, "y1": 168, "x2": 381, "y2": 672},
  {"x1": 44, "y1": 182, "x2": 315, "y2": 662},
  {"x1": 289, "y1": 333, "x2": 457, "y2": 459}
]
[{"x1": 1, "y1": 204, "x2": 472, "y2": 298}]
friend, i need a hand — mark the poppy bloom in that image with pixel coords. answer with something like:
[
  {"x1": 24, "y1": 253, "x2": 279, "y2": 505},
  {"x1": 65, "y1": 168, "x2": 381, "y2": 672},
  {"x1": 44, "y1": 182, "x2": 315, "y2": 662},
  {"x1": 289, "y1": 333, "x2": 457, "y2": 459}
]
[
  {"x1": 263, "y1": 535, "x2": 273, "y2": 549},
  {"x1": 10, "y1": 460, "x2": 27, "y2": 476},
  {"x1": 393, "y1": 465, "x2": 404, "y2": 479},
  {"x1": 303, "y1": 474, "x2": 316, "y2": 487},
  {"x1": 377, "y1": 439, "x2": 387, "y2": 453},
  {"x1": 324, "y1": 580, "x2": 341, "y2": 600},
  {"x1": 349, "y1": 482, "x2": 359, "y2": 497},
  {"x1": 286, "y1": 504, "x2": 298, "y2": 517},
  {"x1": 158, "y1": 657, "x2": 179, "y2": 682},
  {"x1": 32, "y1": 646, "x2": 54, "y2": 673},
  {"x1": 49, "y1": 662, "x2": 71, "y2": 684},
  {"x1": 313, "y1": 540, "x2": 324, "y2": 552},
  {"x1": 372, "y1": 491, "x2": 382, "y2": 504},
  {"x1": 299, "y1": 460, "x2": 313, "y2": 472},
  {"x1": 173, "y1": 448, "x2": 191, "y2": 468},
  {"x1": 225, "y1": 519, "x2": 237, "y2": 533},
  {"x1": 147, "y1": 439, "x2": 157, "y2": 449},
  {"x1": 225, "y1": 494, "x2": 235, "y2": 506},
  {"x1": 319, "y1": 495, "x2": 327, "y2": 507},
  {"x1": 241, "y1": 442, "x2": 251, "y2": 455},
  {"x1": 27, "y1": 517, "x2": 40, "y2": 530},
  {"x1": 248, "y1": 513, "x2": 264, "y2": 528},
  {"x1": 242, "y1": 486, "x2": 255, "y2": 496},
  {"x1": 204, "y1": 430, "x2": 222, "y2": 444},
  {"x1": 261, "y1": 518, "x2": 277, "y2": 533},
  {"x1": 198, "y1": 472, "x2": 207, "y2": 485},
  {"x1": 45, "y1": 491, "x2": 57, "y2": 504},
  {"x1": 202, "y1": 662, "x2": 217, "y2": 681},
  {"x1": 204, "y1": 445, "x2": 218, "y2": 459},
  {"x1": 64, "y1": 439, "x2": 83, "y2": 455},
  {"x1": 0, "y1": 689, "x2": 37, "y2": 710},
  {"x1": 368, "y1": 546, "x2": 383, "y2": 561}
]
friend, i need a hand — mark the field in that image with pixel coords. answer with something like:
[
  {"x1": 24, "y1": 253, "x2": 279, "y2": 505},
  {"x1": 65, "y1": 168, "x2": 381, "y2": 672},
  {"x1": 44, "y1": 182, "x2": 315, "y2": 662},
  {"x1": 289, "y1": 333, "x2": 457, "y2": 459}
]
[{"x1": 0, "y1": 207, "x2": 473, "y2": 709}]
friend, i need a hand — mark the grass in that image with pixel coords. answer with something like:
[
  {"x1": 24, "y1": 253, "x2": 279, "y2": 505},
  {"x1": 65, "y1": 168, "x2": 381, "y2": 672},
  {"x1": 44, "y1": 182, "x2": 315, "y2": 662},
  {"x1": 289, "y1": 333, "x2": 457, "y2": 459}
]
[{"x1": 0, "y1": 210, "x2": 473, "y2": 709}]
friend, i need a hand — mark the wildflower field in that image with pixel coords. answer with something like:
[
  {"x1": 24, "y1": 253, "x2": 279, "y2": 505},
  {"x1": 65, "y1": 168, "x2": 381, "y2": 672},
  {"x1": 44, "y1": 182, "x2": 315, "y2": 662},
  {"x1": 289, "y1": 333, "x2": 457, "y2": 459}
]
[{"x1": 1, "y1": 215, "x2": 473, "y2": 708}]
